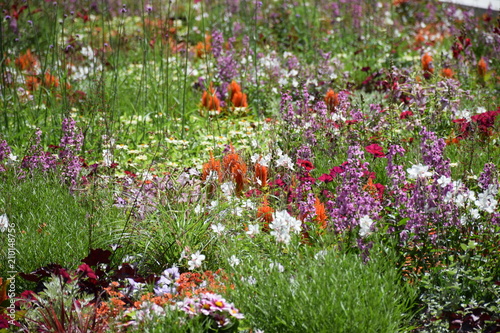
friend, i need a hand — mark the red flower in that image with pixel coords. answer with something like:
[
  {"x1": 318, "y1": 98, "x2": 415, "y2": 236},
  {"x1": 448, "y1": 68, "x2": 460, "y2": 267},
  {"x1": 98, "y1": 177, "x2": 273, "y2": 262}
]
[
  {"x1": 297, "y1": 159, "x2": 314, "y2": 171},
  {"x1": 318, "y1": 173, "x2": 333, "y2": 183},
  {"x1": 365, "y1": 144, "x2": 385, "y2": 157},
  {"x1": 77, "y1": 263, "x2": 98, "y2": 280},
  {"x1": 399, "y1": 110, "x2": 413, "y2": 119}
]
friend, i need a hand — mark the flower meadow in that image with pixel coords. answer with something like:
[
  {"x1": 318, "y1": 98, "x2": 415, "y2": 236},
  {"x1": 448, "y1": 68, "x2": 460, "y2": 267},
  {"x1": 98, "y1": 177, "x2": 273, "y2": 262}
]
[{"x1": 0, "y1": 0, "x2": 499, "y2": 331}]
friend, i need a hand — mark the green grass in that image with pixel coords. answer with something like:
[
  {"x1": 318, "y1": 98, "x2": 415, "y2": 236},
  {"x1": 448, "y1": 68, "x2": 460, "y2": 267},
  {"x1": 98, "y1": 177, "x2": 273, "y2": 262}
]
[
  {"x1": 228, "y1": 245, "x2": 416, "y2": 332},
  {"x1": 0, "y1": 171, "x2": 125, "y2": 290}
]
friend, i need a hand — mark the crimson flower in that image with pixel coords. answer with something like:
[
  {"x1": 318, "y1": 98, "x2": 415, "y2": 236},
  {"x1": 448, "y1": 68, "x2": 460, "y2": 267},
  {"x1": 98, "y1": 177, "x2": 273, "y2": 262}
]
[
  {"x1": 297, "y1": 159, "x2": 314, "y2": 171},
  {"x1": 318, "y1": 173, "x2": 333, "y2": 183},
  {"x1": 400, "y1": 111, "x2": 413, "y2": 119},
  {"x1": 365, "y1": 144, "x2": 385, "y2": 157}
]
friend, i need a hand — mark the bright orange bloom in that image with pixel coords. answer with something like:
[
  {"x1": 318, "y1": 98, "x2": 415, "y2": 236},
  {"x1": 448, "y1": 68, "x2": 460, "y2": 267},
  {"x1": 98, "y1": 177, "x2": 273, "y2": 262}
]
[
  {"x1": 314, "y1": 197, "x2": 328, "y2": 229},
  {"x1": 42, "y1": 72, "x2": 59, "y2": 89},
  {"x1": 421, "y1": 53, "x2": 434, "y2": 79},
  {"x1": 477, "y1": 57, "x2": 487, "y2": 77},
  {"x1": 254, "y1": 163, "x2": 267, "y2": 187},
  {"x1": 15, "y1": 49, "x2": 38, "y2": 72},
  {"x1": 201, "y1": 85, "x2": 221, "y2": 114},
  {"x1": 232, "y1": 90, "x2": 248, "y2": 108},
  {"x1": 223, "y1": 147, "x2": 247, "y2": 195},
  {"x1": 202, "y1": 152, "x2": 222, "y2": 182},
  {"x1": 25, "y1": 76, "x2": 40, "y2": 91},
  {"x1": 441, "y1": 68, "x2": 454, "y2": 78},
  {"x1": 324, "y1": 89, "x2": 339, "y2": 111},
  {"x1": 228, "y1": 81, "x2": 248, "y2": 108},
  {"x1": 257, "y1": 196, "x2": 273, "y2": 232},
  {"x1": 363, "y1": 177, "x2": 378, "y2": 199}
]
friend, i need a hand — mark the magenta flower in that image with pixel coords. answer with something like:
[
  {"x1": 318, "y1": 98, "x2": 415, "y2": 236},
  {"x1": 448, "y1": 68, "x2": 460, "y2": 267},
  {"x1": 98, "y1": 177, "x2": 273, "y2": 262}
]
[{"x1": 365, "y1": 144, "x2": 385, "y2": 158}]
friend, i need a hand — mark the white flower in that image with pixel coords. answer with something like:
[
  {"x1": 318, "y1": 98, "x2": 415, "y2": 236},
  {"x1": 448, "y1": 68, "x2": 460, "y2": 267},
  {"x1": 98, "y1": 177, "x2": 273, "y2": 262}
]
[
  {"x1": 475, "y1": 191, "x2": 498, "y2": 214},
  {"x1": 0, "y1": 214, "x2": 9, "y2": 232},
  {"x1": 246, "y1": 224, "x2": 260, "y2": 236},
  {"x1": 210, "y1": 223, "x2": 225, "y2": 235},
  {"x1": 469, "y1": 208, "x2": 480, "y2": 219},
  {"x1": 8, "y1": 153, "x2": 17, "y2": 163},
  {"x1": 359, "y1": 215, "x2": 374, "y2": 237},
  {"x1": 269, "y1": 262, "x2": 284, "y2": 273},
  {"x1": 228, "y1": 255, "x2": 240, "y2": 267},
  {"x1": 221, "y1": 182, "x2": 235, "y2": 196},
  {"x1": 251, "y1": 153, "x2": 272, "y2": 167},
  {"x1": 437, "y1": 176, "x2": 452, "y2": 188},
  {"x1": 454, "y1": 109, "x2": 472, "y2": 121},
  {"x1": 275, "y1": 153, "x2": 294, "y2": 170},
  {"x1": 187, "y1": 251, "x2": 205, "y2": 270},
  {"x1": 102, "y1": 149, "x2": 113, "y2": 167},
  {"x1": 269, "y1": 210, "x2": 301, "y2": 244},
  {"x1": 314, "y1": 250, "x2": 328, "y2": 260},
  {"x1": 407, "y1": 164, "x2": 433, "y2": 179}
]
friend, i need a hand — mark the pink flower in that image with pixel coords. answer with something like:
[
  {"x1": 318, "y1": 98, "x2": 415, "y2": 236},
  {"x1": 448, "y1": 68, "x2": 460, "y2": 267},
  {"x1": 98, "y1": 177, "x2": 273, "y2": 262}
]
[{"x1": 365, "y1": 144, "x2": 385, "y2": 158}]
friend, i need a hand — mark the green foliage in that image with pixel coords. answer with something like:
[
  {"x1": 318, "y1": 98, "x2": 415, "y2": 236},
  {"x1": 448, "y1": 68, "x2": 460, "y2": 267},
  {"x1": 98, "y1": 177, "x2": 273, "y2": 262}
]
[
  {"x1": 228, "y1": 246, "x2": 416, "y2": 332},
  {"x1": 0, "y1": 171, "x2": 125, "y2": 291}
]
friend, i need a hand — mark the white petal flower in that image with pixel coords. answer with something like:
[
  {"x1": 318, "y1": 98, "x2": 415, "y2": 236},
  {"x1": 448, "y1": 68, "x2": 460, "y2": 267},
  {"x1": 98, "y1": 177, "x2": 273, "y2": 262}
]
[
  {"x1": 407, "y1": 164, "x2": 433, "y2": 179},
  {"x1": 0, "y1": 214, "x2": 9, "y2": 232},
  {"x1": 275, "y1": 153, "x2": 294, "y2": 170},
  {"x1": 210, "y1": 223, "x2": 225, "y2": 235},
  {"x1": 246, "y1": 224, "x2": 260, "y2": 236},
  {"x1": 228, "y1": 255, "x2": 240, "y2": 267},
  {"x1": 187, "y1": 251, "x2": 205, "y2": 270},
  {"x1": 359, "y1": 215, "x2": 374, "y2": 237}
]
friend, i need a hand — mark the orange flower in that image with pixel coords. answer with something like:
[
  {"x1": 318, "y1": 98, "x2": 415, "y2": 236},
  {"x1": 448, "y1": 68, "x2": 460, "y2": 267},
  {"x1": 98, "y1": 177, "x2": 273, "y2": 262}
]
[
  {"x1": 15, "y1": 49, "x2": 38, "y2": 72},
  {"x1": 254, "y1": 162, "x2": 267, "y2": 187},
  {"x1": 314, "y1": 197, "x2": 328, "y2": 229},
  {"x1": 223, "y1": 147, "x2": 247, "y2": 195},
  {"x1": 228, "y1": 81, "x2": 248, "y2": 108},
  {"x1": 201, "y1": 84, "x2": 221, "y2": 114},
  {"x1": 202, "y1": 152, "x2": 222, "y2": 182},
  {"x1": 441, "y1": 67, "x2": 454, "y2": 78},
  {"x1": 477, "y1": 57, "x2": 487, "y2": 77},
  {"x1": 421, "y1": 53, "x2": 434, "y2": 79},
  {"x1": 324, "y1": 89, "x2": 339, "y2": 111},
  {"x1": 25, "y1": 76, "x2": 40, "y2": 91},
  {"x1": 363, "y1": 177, "x2": 378, "y2": 199},
  {"x1": 42, "y1": 72, "x2": 59, "y2": 89},
  {"x1": 194, "y1": 35, "x2": 211, "y2": 58},
  {"x1": 257, "y1": 196, "x2": 273, "y2": 232}
]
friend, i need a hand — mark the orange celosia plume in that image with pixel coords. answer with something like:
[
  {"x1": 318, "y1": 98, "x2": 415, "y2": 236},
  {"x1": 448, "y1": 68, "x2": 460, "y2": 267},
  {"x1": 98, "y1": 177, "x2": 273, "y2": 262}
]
[
  {"x1": 477, "y1": 57, "x2": 487, "y2": 78},
  {"x1": 15, "y1": 49, "x2": 38, "y2": 72},
  {"x1": 42, "y1": 72, "x2": 59, "y2": 89},
  {"x1": 254, "y1": 163, "x2": 268, "y2": 188},
  {"x1": 202, "y1": 152, "x2": 222, "y2": 182},
  {"x1": 257, "y1": 196, "x2": 273, "y2": 232},
  {"x1": 201, "y1": 85, "x2": 221, "y2": 113},
  {"x1": 421, "y1": 53, "x2": 434, "y2": 79},
  {"x1": 314, "y1": 197, "x2": 328, "y2": 229},
  {"x1": 223, "y1": 146, "x2": 247, "y2": 195},
  {"x1": 228, "y1": 81, "x2": 248, "y2": 108},
  {"x1": 324, "y1": 88, "x2": 339, "y2": 111}
]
